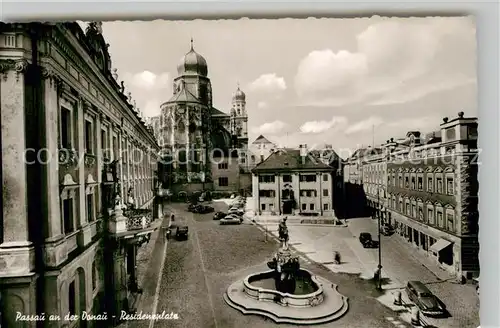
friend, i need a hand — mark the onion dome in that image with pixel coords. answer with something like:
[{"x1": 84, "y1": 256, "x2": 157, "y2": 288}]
[
  {"x1": 177, "y1": 38, "x2": 208, "y2": 77},
  {"x1": 232, "y1": 85, "x2": 246, "y2": 102}
]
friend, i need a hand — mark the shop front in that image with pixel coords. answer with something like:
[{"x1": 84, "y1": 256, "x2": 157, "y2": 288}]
[{"x1": 389, "y1": 210, "x2": 460, "y2": 277}]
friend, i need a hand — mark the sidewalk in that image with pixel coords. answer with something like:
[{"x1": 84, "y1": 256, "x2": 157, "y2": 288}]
[
  {"x1": 391, "y1": 234, "x2": 456, "y2": 282},
  {"x1": 120, "y1": 206, "x2": 173, "y2": 328}
]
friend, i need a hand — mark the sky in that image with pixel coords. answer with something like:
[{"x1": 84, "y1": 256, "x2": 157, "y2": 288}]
[{"x1": 87, "y1": 16, "x2": 477, "y2": 153}]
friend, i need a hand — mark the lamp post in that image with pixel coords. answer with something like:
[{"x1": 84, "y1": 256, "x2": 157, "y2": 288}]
[{"x1": 377, "y1": 187, "x2": 383, "y2": 291}]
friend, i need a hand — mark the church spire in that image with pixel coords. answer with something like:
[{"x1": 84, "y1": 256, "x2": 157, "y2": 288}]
[{"x1": 190, "y1": 37, "x2": 194, "y2": 50}]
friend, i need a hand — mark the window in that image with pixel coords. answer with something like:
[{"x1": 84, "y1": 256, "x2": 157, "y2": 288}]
[
  {"x1": 418, "y1": 206, "x2": 424, "y2": 220},
  {"x1": 323, "y1": 203, "x2": 329, "y2": 210},
  {"x1": 218, "y1": 177, "x2": 228, "y2": 186},
  {"x1": 283, "y1": 175, "x2": 292, "y2": 182},
  {"x1": 63, "y1": 198, "x2": 74, "y2": 234},
  {"x1": 300, "y1": 190, "x2": 316, "y2": 197},
  {"x1": 68, "y1": 280, "x2": 76, "y2": 315},
  {"x1": 301, "y1": 203, "x2": 306, "y2": 211},
  {"x1": 446, "y1": 178, "x2": 454, "y2": 195},
  {"x1": 437, "y1": 211, "x2": 444, "y2": 228},
  {"x1": 260, "y1": 155, "x2": 264, "y2": 162},
  {"x1": 92, "y1": 261, "x2": 97, "y2": 290},
  {"x1": 309, "y1": 203, "x2": 315, "y2": 211},
  {"x1": 113, "y1": 136, "x2": 118, "y2": 160},
  {"x1": 299, "y1": 174, "x2": 316, "y2": 182},
  {"x1": 447, "y1": 213, "x2": 454, "y2": 232},
  {"x1": 323, "y1": 174, "x2": 328, "y2": 182},
  {"x1": 101, "y1": 129, "x2": 108, "y2": 159},
  {"x1": 323, "y1": 189, "x2": 329, "y2": 197},
  {"x1": 399, "y1": 175, "x2": 403, "y2": 188},
  {"x1": 85, "y1": 120, "x2": 93, "y2": 154},
  {"x1": 218, "y1": 163, "x2": 228, "y2": 170},
  {"x1": 259, "y1": 175, "x2": 275, "y2": 183},
  {"x1": 259, "y1": 190, "x2": 275, "y2": 197},
  {"x1": 411, "y1": 177, "x2": 415, "y2": 189},
  {"x1": 399, "y1": 200, "x2": 403, "y2": 212},
  {"x1": 406, "y1": 202, "x2": 410, "y2": 215},
  {"x1": 61, "y1": 107, "x2": 72, "y2": 148},
  {"x1": 436, "y1": 178, "x2": 443, "y2": 193},
  {"x1": 412, "y1": 204, "x2": 416, "y2": 218},
  {"x1": 405, "y1": 176, "x2": 409, "y2": 188},
  {"x1": 261, "y1": 204, "x2": 266, "y2": 211},
  {"x1": 427, "y1": 176, "x2": 433, "y2": 192},
  {"x1": 240, "y1": 157, "x2": 246, "y2": 164},
  {"x1": 428, "y1": 208, "x2": 434, "y2": 224},
  {"x1": 417, "y1": 177, "x2": 423, "y2": 190},
  {"x1": 87, "y1": 194, "x2": 94, "y2": 222}
]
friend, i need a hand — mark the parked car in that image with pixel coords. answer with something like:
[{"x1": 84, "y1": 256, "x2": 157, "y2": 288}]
[
  {"x1": 228, "y1": 207, "x2": 244, "y2": 215},
  {"x1": 381, "y1": 224, "x2": 395, "y2": 236},
  {"x1": 405, "y1": 280, "x2": 446, "y2": 316},
  {"x1": 175, "y1": 226, "x2": 189, "y2": 240},
  {"x1": 220, "y1": 214, "x2": 243, "y2": 225},
  {"x1": 213, "y1": 212, "x2": 226, "y2": 220},
  {"x1": 359, "y1": 232, "x2": 379, "y2": 248}
]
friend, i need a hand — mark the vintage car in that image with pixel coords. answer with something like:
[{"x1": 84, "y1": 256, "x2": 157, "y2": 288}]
[
  {"x1": 220, "y1": 214, "x2": 243, "y2": 225},
  {"x1": 405, "y1": 280, "x2": 446, "y2": 316},
  {"x1": 359, "y1": 232, "x2": 379, "y2": 248},
  {"x1": 228, "y1": 207, "x2": 244, "y2": 216},
  {"x1": 189, "y1": 204, "x2": 214, "y2": 214},
  {"x1": 166, "y1": 224, "x2": 189, "y2": 241},
  {"x1": 213, "y1": 212, "x2": 226, "y2": 220},
  {"x1": 381, "y1": 224, "x2": 395, "y2": 236}
]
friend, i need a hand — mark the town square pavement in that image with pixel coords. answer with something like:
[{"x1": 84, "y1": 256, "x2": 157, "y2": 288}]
[
  {"x1": 140, "y1": 200, "x2": 413, "y2": 328},
  {"x1": 251, "y1": 207, "x2": 479, "y2": 328}
]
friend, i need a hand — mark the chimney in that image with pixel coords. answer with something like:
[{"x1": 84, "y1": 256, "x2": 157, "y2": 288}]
[{"x1": 299, "y1": 144, "x2": 308, "y2": 157}]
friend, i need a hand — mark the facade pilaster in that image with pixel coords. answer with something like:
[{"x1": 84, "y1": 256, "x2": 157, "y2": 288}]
[{"x1": 0, "y1": 58, "x2": 38, "y2": 327}]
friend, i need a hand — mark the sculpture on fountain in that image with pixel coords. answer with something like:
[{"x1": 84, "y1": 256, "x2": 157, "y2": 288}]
[{"x1": 267, "y1": 217, "x2": 301, "y2": 294}]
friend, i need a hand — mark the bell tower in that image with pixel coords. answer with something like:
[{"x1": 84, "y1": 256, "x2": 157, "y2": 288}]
[{"x1": 231, "y1": 83, "x2": 248, "y2": 149}]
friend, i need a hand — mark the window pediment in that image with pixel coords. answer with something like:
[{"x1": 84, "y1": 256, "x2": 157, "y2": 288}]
[
  {"x1": 444, "y1": 166, "x2": 454, "y2": 173},
  {"x1": 434, "y1": 167, "x2": 443, "y2": 173}
]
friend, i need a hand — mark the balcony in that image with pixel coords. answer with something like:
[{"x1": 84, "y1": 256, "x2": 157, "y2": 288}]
[{"x1": 123, "y1": 209, "x2": 153, "y2": 230}]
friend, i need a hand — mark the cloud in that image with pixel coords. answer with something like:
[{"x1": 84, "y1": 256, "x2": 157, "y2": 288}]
[
  {"x1": 123, "y1": 71, "x2": 170, "y2": 90},
  {"x1": 249, "y1": 73, "x2": 287, "y2": 93},
  {"x1": 344, "y1": 116, "x2": 383, "y2": 135},
  {"x1": 257, "y1": 101, "x2": 269, "y2": 109},
  {"x1": 294, "y1": 17, "x2": 476, "y2": 106},
  {"x1": 300, "y1": 116, "x2": 348, "y2": 134},
  {"x1": 141, "y1": 99, "x2": 162, "y2": 117},
  {"x1": 251, "y1": 120, "x2": 287, "y2": 135}
]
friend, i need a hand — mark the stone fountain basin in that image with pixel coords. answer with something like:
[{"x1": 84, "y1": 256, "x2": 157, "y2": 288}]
[{"x1": 244, "y1": 269, "x2": 323, "y2": 307}]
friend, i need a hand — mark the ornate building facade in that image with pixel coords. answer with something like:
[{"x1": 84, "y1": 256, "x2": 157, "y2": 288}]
[
  {"x1": 0, "y1": 22, "x2": 159, "y2": 327},
  {"x1": 344, "y1": 113, "x2": 479, "y2": 281},
  {"x1": 155, "y1": 40, "x2": 251, "y2": 195},
  {"x1": 252, "y1": 145, "x2": 335, "y2": 216}
]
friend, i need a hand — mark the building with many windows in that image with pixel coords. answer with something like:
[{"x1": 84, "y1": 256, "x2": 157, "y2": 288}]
[
  {"x1": 344, "y1": 112, "x2": 479, "y2": 281},
  {"x1": 252, "y1": 145, "x2": 335, "y2": 216},
  {"x1": 0, "y1": 22, "x2": 159, "y2": 327}
]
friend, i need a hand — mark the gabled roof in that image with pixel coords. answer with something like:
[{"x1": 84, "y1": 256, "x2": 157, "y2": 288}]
[
  {"x1": 252, "y1": 148, "x2": 332, "y2": 172},
  {"x1": 252, "y1": 135, "x2": 273, "y2": 144},
  {"x1": 211, "y1": 107, "x2": 229, "y2": 117},
  {"x1": 165, "y1": 87, "x2": 201, "y2": 104},
  {"x1": 309, "y1": 148, "x2": 343, "y2": 165}
]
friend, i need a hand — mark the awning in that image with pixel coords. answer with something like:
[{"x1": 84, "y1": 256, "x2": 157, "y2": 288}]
[{"x1": 430, "y1": 238, "x2": 453, "y2": 253}]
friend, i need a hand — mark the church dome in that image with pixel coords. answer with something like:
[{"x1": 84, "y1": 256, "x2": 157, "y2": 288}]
[
  {"x1": 232, "y1": 86, "x2": 246, "y2": 101},
  {"x1": 177, "y1": 39, "x2": 208, "y2": 77}
]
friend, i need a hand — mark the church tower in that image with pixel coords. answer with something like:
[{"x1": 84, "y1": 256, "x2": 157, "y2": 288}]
[{"x1": 230, "y1": 84, "x2": 248, "y2": 149}]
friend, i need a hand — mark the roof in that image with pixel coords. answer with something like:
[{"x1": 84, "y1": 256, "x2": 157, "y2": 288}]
[
  {"x1": 252, "y1": 148, "x2": 333, "y2": 172},
  {"x1": 252, "y1": 135, "x2": 273, "y2": 144},
  {"x1": 347, "y1": 147, "x2": 382, "y2": 161},
  {"x1": 164, "y1": 87, "x2": 201, "y2": 104},
  {"x1": 211, "y1": 107, "x2": 229, "y2": 117},
  {"x1": 309, "y1": 148, "x2": 343, "y2": 164}
]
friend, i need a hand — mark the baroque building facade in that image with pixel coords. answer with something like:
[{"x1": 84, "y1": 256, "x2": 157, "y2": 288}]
[
  {"x1": 0, "y1": 22, "x2": 160, "y2": 327},
  {"x1": 154, "y1": 40, "x2": 251, "y2": 196},
  {"x1": 252, "y1": 145, "x2": 335, "y2": 216},
  {"x1": 343, "y1": 113, "x2": 479, "y2": 281}
]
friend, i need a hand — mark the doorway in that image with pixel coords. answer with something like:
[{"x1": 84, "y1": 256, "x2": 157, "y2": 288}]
[{"x1": 282, "y1": 200, "x2": 293, "y2": 215}]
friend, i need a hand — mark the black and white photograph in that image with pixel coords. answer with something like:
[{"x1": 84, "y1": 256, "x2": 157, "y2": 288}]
[{"x1": 0, "y1": 15, "x2": 480, "y2": 328}]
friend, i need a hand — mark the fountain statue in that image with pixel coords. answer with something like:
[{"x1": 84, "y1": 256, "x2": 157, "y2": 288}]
[
  {"x1": 267, "y1": 217, "x2": 300, "y2": 294},
  {"x1": 223, "y1": 215, "x2": 349, "y2": 325}
]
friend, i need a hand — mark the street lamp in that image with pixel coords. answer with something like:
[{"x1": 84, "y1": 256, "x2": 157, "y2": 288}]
[{"x1": 377, "y1": 187, "x2": 383, "y2": 291}]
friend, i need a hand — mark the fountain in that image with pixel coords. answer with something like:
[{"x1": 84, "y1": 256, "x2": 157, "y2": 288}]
[{"x1": 224, "y1": 218, "x2": 349, "y2": 325}]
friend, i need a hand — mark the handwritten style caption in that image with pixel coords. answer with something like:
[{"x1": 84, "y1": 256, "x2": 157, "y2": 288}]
[{"x1": 16, "y1": 311, "x2": 180, "y2": 322}]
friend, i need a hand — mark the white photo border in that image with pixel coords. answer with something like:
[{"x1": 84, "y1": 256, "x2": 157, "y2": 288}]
[{"x1": 2, "y1": 1, "x2": 498, "y2": 327}]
